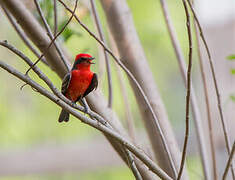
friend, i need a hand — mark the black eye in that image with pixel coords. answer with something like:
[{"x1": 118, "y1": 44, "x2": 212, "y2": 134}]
[{"x1": 80, "y1": 57, "x2": 86, "y2": 61}]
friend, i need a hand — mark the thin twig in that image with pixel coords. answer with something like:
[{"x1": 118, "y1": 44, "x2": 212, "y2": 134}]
[
  {"x1": 222, "y1": 141, "x2": 235, "y2": 180},
  {"x1": 194, "y1": 22, "x2": 218, "y2": 180},
  {"x1": 124, "y1": 148, "x2": 143, "y2": 180},
  {"x1": 90, "y1": 0, "x2": 113, "y2": 108},
  {"x1": 57, "y1": 0, "x2": 177, "y2": 177},
  {"x1": 0, "y1": 61, "x2": 172, "y2": 180},
  {"x1": 1, "y1": 6, "x2": 48, "y2": 66},
  {"x1": 159, "y1": 0, "x2": 210, "y2": 178},
  {"x1": 33, "y1": 0, "x2": 69, "y2": 70},
  {"x1": 108, "y1": 30, "x2": 141, "y2": 178},
  {"x1": 186, "y1": 0, "x2": 235, "y2": 178},
  {"x1": 116, "y1": 65, "x2": 136, "y2": 141},
  {"x1": 26, "y1": 0, "x2": 73, "y2": 74},
  {"x1": 53, "y1": 0, "x2": 58, "y2": 36},
  {"x1": 177, "y1": 1, "x2": 192, "y2": 179},
  {"x1": 108, "y1": 27, "x2": 136, "y2": 141}
]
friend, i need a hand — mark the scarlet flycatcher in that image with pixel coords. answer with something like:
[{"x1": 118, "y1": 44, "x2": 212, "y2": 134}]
[{"x1": 58, "y1": 53, "x2": 98, "y2": 122}]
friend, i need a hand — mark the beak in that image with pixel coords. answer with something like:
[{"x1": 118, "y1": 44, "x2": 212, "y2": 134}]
[{"x1": 88, "y1": 57, "x2": 95, "y2": 64}]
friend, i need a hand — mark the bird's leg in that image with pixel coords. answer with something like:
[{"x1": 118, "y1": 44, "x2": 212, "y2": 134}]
[{"x1": 80, "y1": 98, "x2": 89, "y2": 114}]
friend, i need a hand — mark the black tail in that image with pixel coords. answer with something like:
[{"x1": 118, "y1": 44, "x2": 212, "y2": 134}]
[{"x1": 58, "y1": 109, "x2": 70, "y2": 122}]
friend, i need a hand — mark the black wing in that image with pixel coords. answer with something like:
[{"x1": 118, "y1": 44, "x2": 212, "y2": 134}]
[
  {"x1": 83, "y1": 73, "x2": 98, "y2": 98},
  {"x1": 61, "y1": 72, "x2": 71, "y2": 95}
]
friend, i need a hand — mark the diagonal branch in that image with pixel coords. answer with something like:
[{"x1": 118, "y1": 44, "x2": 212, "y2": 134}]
[
  {"x1": 222, "y1": 141, "x2": 235, "y2": 180},
  {"x1": 1, "y1": 6, "x2": 48, "y2": 66},
  {"x1": 194, "y1": 22, "x2": 217, "y2": 180},
  {"x1": 177, "y1": 1, "x2": 192, "y2": 179},
  {"x1": 33, "y1": 0, "x2": 69, "y2": 71},
  {"x1": 90, "y1": 0, "x2": 113, "y2": 108},
  {"x1": 25, "y1": 0, "x2": 78, "y2": 75},
  {"x1": 0, "y1": 0, "x2": 68, "y2": 78},
  {"x1": 123, "y1": 148, "x2": 143, "y2": 180}
]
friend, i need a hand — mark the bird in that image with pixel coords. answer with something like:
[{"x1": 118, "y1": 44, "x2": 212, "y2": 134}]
[{"x1": 58, "y1": 53, "x2": 98, "y2": 123}]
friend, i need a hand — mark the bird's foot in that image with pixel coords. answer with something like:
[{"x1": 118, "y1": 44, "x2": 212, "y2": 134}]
[{"x1": 84, "y1": 104, "x2": 89, "y2": 114}]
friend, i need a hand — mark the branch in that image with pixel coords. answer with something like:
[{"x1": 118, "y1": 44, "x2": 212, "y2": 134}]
[
  {"x1": 26, "y1": 0, "x2": 77, "y2": 74},
  {"x1": 0, "y1": 61, "x2": 173, "y2": 180},
  {"x1": 57, "y1": 0, "x2": 177, "y2": 178},
  {"x1": 1, "y1": 6, "x2": 48, "y2": 66},
  {"x1": 159, "y1": 0, "x2": 210, "y2": 178},
  {"x1": 53, "y1": 0, "x2": 58, "y2": 36},
  {"x1": 33, "y1": 0, "x2": 69, "y2": 71},
  {"x1": 177, "y1": 1, "x2": 192, "y2": 179},
  {"x1": 108, "y1": 26, "x2": 136, "y2": 142},
  {"x1": 123, "y1": 148, "x2": 143, "y2": 180},
  {"x1": 116, "y1": 64, "x2": 136, "y2": 141},
  {"x1": 222, "y1": 141, "x2": 235, "y2": 180},
  {"x1": 194, "y1": 21, "x2": 218, "y2": 180},
  {"x1": 186, "y1": 1, "x2": 235, "y2": 178},
  {"x1": 90, "y1": 0, "x2": 113, "y2": 108},
  {"x1": 0, "y1": 0, "x2": 68, "y2": 78}
]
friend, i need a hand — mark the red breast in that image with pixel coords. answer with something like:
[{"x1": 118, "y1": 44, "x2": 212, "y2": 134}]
[{"x1": 66, "y1": 70, "x2": 94, "y2": 101}]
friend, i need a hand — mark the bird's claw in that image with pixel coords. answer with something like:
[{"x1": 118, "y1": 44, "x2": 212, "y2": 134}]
[{"x1": 84, "y1": 105, "x2": 89, "y2": 114}]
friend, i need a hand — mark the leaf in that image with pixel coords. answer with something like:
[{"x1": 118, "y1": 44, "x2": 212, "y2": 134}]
[
  {"x1": 230, "y1": 69, "x2": 235, "y2": 74},
  {"x1": 226, "y1": 55, "x2": 235, "y2": 60},
  {"x1": 230, "y1": 95, "x2": 235, "y2": 102}
]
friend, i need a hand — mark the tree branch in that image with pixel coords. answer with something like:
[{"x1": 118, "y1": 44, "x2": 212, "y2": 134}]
[
  {"x1": 26, "y1": 0, "x2": 77, "y2": 74},
  {"x1": 177, "y1": 1, "x2": 192, "y2": 179},
  {"x1": 0, "y1": 0, "x2": 68, "y2": 78},
  {"x1": 194, "y1": 21, "x2": 217, "y2": 180},
  {"x1": 53, "y1": 0, "x2": 58, "y2": 36},
  {"x1": 222, "y1": 141, "x2": 235, "y2": 180},
  {"x1": 90, "y1": 0, "x2": 113, "y2": 108},
  {"x1": 1, "y1": 5, "x2": 48, "y2": 66},
  {"x1": 123, "y1": 148, "x2": 143, "y2": 180}
]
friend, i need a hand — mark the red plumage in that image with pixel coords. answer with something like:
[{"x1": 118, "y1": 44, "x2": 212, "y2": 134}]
[
  {"x1": 66, "y1": 69, "x2": 94, "y2": 102},
  {"x1": 58, "y1": 53, "x2": 98, "y2": 122}
]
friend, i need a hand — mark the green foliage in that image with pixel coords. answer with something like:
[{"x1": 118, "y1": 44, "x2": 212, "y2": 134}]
[
  {"x1": 230, "y1": 95, "x2": 235, "y2": 102},
  {"x1": 230, "y1": 69, "x2": 235, "y2": 75},
  {"x1": 0, "y1": 167, "x2": 132, "y2": 180},
  {"x1": 39, "y1": 0, "x2": 54, "y2": 26},
  {"x1": 58, "y1": 20, "x2": 82, "y2": 42},
  {"x1": 226, "y1": 54, "x2": 235, "y2": 60}
]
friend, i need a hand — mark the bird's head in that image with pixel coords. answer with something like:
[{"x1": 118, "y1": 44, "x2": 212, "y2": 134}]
[{"x1": 72, "y1": 53, "x2": 95, "y2": 70}]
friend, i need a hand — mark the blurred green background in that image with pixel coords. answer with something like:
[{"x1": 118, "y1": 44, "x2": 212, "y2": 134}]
[{"x1": 0, "y1": 0, "x2": 208, "y2": 179}]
